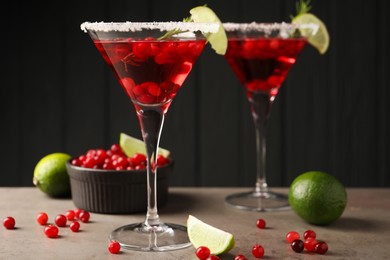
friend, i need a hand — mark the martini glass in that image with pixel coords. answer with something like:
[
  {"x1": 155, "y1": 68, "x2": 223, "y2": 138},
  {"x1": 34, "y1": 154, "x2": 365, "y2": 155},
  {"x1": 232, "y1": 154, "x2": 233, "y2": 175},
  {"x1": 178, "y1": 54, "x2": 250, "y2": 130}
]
[
  {"x1": 223, "y1": 22, "x2": 315, "y2": 211},
  {"x1": 81, "y1": 21, "x2": 218, "y2": 251}
]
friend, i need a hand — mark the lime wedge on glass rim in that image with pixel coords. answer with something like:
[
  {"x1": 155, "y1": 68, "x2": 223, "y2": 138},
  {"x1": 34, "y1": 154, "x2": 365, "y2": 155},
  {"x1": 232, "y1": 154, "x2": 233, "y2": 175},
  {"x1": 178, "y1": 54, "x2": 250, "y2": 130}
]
[
  {"x1": 292, "y1": 13, "x2": 330, "y2": 54},
  {"x1": 119, "y1": 132, "x2": 170, "y2": 158},
  {"x1": 187, "y1": 215, "x2": 235, "y2": 255},
  {"x1": 190, "y1": 6, "x2": 227, "y2": 55}
]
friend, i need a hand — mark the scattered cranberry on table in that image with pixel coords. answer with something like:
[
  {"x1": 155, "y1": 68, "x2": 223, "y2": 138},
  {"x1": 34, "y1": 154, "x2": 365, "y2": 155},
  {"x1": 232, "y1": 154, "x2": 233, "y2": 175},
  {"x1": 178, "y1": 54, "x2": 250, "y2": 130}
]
[
  {"x1": 44, "y1": 224, "x2": 59, "y2": 238},
  {"x1": 303, "y1": 229, "x2": 316, "y2": 240},
  {"x1": 234, "y1": 254, "x2": 248, "y2": 260},
  {"x1": 251, "y1": 244, "x2": 265, "y2": 258},
  {"x1": 71, "y1": 144, "x2": 170, "y2": 170},
  {"x1": 70, "y1": 221, "x2": 80, "y2": 232},
  {"x1": 108, "y1": 240, "x2": 121, "y2": 254},
  {"x1": 315, "y1": 241, "x2": 329, "y2": 254},
  {"x1": 66, "y1": 210, "x2": 76, "y2": 221},
  {"x1": 206, "y1": 255, "x2": 220, "y2": 260},
  {"x1": 78, "y1": 210, "x2": 90, "y2": 223},
  {"x1": 55, "y1": 214, "x2": 67, "y2": 227},
  {"x1": 3, "y1": 216, "x2": 15, "y2": 229},
  {"x1": 256, "y1": 218, "x2": 266, "y2": 229},
  {"x1": 286, "y1": 231, "x2": 300, "y2": 243},
  {"x1": 304, "y1": 237, "x2": 318, "y2": 252},
  {"x1": 36, "y1": 212, "x2": 49, "y2": 225},
  {"x1": 291, "y1": 239, "x2": 304, "y2": 253},
  {"x1": 195, "y1": 246, "x2": 211, "y2": 260}
]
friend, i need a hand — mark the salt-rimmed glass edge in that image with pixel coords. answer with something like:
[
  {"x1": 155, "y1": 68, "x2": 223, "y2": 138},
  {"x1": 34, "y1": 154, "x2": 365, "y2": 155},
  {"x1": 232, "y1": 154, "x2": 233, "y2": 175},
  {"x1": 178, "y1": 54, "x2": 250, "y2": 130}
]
[
  {"x1": 80, "y1": 21, "x2": 219, "y2": 34},
  {"x1": 223, "y1": 22, "x2": 319, "y2": 37}
]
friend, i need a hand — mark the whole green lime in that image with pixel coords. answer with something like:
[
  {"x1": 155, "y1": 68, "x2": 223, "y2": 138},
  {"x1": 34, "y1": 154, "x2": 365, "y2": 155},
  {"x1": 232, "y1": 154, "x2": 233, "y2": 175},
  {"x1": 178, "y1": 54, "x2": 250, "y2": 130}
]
[
  {"x1": 288, "y1": 171, "x2": 347, "y2": 225},
  {"x1": 33, "y1": 153, "x2": 72, "y2": 197}
]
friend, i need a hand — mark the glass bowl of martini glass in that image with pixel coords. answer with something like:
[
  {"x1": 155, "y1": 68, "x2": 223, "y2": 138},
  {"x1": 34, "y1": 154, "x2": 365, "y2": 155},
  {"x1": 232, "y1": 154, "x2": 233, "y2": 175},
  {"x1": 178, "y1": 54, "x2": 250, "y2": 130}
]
[
  {"x1": 223, "y1": 22, "x2": 318, "y2": 212},
  {"x1": 80, "y1": 21, "x2": 218, "y2": 251}
]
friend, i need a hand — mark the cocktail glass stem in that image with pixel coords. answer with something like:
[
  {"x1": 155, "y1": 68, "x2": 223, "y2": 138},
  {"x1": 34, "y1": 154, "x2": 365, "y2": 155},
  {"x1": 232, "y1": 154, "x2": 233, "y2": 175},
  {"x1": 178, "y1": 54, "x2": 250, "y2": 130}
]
[
  {"x1": 137, "y1": 107, "x2": 164, "y2": 227},
  {"x1": 225, "y1": 91, "x2": 289, "y2": 211},
  {"x1": 251, "y1": 92, "x2": 272, "y2": 194}
]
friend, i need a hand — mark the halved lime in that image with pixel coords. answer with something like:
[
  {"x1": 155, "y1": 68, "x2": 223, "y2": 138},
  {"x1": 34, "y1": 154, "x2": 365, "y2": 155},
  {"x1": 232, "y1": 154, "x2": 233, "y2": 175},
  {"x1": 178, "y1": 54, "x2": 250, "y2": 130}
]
[
  {"x1": 190, "y1": 6, "x2": 227, "y2": 55},
  {"x1": 119, "y1": 132, "x2": 170, "y2": 158},
  {"x1": 293, "y1": 13, "x2": 330, "y2": 54},
  {"x1": 187, "y1": 215, "x2": 235, "y2": 255}
]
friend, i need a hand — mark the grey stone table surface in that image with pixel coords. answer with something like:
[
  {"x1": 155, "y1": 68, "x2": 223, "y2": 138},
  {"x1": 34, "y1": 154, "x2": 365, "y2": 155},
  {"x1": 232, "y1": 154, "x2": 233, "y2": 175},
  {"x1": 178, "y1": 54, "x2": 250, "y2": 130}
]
[{"x1": 0, "y1": 187, "x2": 389, "y2": 259}]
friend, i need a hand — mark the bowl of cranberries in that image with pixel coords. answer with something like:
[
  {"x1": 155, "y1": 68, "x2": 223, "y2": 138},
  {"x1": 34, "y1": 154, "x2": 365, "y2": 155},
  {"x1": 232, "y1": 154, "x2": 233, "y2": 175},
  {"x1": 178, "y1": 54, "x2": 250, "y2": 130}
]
[{"x1": 66, "y1": 144, "x2": 172, "y2": 214}]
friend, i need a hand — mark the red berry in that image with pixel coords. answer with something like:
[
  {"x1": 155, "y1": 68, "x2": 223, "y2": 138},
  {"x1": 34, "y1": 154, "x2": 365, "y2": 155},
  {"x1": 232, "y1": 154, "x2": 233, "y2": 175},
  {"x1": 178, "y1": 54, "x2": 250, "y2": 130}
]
[
  {"x1": 315, "y1": 241, "x2": 328, "y2": 254},
  {"x1": 234, "y1": 255, "x2": 248, "y2": 260},
  {"x1": 256, "y1": 218, "x2": 266, "y2": 229},
  {"x1": 3, "y1": 217, "x2": 15, "y2": 229},
  {"x1": 195, "y1": 246, "x2": 211, "y2": 260},
  {"x1": 66, "y1": 210, "x2": 76, "y2": 221},
  {"x1": 44, "y1": 224, "x2": 59, "y2": 238},
  {"x1": 156, "y1": 154, "x2": 170, "y2": 167},
  {"x1": 79, "y1": 211, "x2": 90, "y2": 223},
  {"x1": 37, "y1": 212, "x2": 49, "y2": 225},
  {"x1": 286, "y1": 231, "x2": 300, "y2": 243},
  {"x1": 55, "y1": 214, "x2": 67, "y2": 227},
  {"x1": 291, "y1": 239, "x2": 304, "y2": 253},
  {"x1": 252, "y1": 244, "x2": 264, "y2": 258},
  {"x1": 70, "y1": 221, "x2": 80, "y2": 232},
  {"x1": 74, "y1": 208, "x2": 83, "y2": 218},
  {"x1": 130, "y1": 153, "x2": 147, "y2": 166},
  {"x1": 303, "y1": 229, "x2": 316, "y2": 240},
  {"x1": 108, "y1": 240, "x2": 121, "y2": 254},
  {"x1": 304, "y1": 237, "x2": 318, "y2": 252}
]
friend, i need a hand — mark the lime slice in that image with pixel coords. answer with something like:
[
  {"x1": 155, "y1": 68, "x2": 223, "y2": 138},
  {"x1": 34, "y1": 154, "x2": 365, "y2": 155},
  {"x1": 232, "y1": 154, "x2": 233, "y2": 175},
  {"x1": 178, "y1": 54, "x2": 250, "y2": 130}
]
[
  {"x1": 187, "y1": 215, "x2": 235, "y2": 255},
  {"x1": 293, "y1": 13, "x2": 330, "y2": 54},
  {"x1": 190, "y1": 6, "x2": 227, "y2": 55},
  {"x1": 119, "y1": 132, "x2": 170, "y2": 158}
]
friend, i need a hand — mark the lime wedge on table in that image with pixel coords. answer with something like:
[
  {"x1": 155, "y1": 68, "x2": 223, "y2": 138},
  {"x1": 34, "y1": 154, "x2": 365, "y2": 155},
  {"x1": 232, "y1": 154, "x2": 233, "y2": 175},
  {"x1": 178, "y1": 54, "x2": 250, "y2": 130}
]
[
  {"x1": 190, "y1": 6, "x2": 227, "y2": 55},
  {"x1": 119, "y1": 132, "x2": 170, "y2": 158},
  {"x1": 187, "y1": 215, "x2": 235, "y2": 255},
  {"x1": 293, "y1": 13, "x2": 330, "y2": 54}
]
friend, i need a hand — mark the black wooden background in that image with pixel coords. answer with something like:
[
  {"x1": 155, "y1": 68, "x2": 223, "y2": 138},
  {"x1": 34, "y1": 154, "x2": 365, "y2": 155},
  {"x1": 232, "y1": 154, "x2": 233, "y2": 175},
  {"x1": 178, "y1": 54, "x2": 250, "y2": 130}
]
[{"x1": 1, "y1": 0, "x2": 389, "y2": 187}]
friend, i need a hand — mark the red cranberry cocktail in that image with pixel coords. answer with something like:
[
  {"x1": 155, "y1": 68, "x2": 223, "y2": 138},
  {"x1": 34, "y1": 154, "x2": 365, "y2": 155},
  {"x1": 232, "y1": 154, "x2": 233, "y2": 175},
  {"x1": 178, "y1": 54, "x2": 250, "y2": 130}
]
[{"x1": 81, "y1": 21, "x2": 218, "y2": 252}]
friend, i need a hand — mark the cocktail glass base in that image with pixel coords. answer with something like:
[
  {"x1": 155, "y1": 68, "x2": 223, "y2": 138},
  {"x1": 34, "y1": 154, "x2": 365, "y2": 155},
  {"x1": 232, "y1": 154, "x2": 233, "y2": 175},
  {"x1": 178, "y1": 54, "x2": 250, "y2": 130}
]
[
  {"x1": 109, "y1": 222, "x2": 191, "y2": 252},
  {"x1": 225, "y1": 190, "x2": 290, "y2": 212}
]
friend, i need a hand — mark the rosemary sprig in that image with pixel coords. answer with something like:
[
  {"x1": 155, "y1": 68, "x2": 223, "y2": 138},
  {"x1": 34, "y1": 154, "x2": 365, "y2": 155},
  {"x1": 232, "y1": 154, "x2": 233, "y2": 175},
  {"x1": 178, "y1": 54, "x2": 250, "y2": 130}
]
[
  {"x1": 157, "y1": 16, "x2": 193, "y2": 40},
  {"x1": 291, "y1": 0, "x2": 312, "y2": 19}
]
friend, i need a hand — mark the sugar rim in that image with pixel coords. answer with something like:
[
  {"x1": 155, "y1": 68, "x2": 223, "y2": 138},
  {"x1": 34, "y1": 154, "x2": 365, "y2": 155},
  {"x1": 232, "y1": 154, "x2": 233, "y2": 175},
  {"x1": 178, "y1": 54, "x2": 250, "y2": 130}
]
[
  {"x1": 80, "y1": 21, "x2": 219, "y2": 33},
  {"x1": 223, "y1": 22, "x2": 319, "y2": 35}
]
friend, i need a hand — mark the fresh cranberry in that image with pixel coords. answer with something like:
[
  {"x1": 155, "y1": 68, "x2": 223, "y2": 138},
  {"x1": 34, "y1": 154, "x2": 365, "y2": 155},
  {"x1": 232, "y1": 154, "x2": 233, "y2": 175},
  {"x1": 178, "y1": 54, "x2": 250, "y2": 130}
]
[
  {"x1": 256, "y1": 218, "x2": 266, "y2": 229},
  {"x1": 304, "y1": 237, "x2": 318, "y2": 252},
  {"x1": 79, "y1": 211, "x2": 90, "y2": 223},
  {"x1": 3, "y1": 217, "x2": 15, "y2": 229},
  {"x1": 108, "y1": 240, "x2": 121, "y2": 254},
  {"x1": 44, "y1": 224, "x2": 59, "y2": 238},
  {"x1": 130, "y1": 153, "x2": 147, "y2": 166},
  {"x1": 74, "y1": 208, "x2": 83, "y2": 218},
  {"x1": 70, "y1": 221, "x2": 80, "y2": 232},
  {"x1": 315, "y1": 241, "x2": 328, "y2": 254},
  {"x1": 286, "y1": 231, "x2": 300, "y2": 243},
  {"x1": 303, "y1": 229, "x2": 316, "y2": 240},
  {"x1": 252, "y1": 244, "x2": 264, "y2": 258},
  {"x1": 291, "y1": 239, "x2": 304, "y2": 253},
  {"x1": 55, "y1": 214, "x2": 67, "y2": 227},
  {"x1": 234, "y1": 255, "x2": 248, "y2": 260},
  {"x1": 156, "y1": 154, "x2": 170, "y2": 166},
  {"x1": 65, "y1": 210, "x2": 76, "y2": 221},
  {"x1": 110, "y1": 144, "x2": 123, "y2": 155},
  {"x1": 195, "y1": 246, "x2": 210, "y2": 260},
  {"x1": 36, "y1": 212, "x2": 49, "y2": 225}
]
